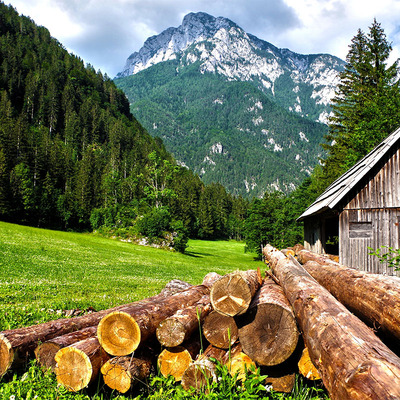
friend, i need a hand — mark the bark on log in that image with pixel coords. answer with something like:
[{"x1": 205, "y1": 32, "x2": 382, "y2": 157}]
[
  {"x1": 97, "y1": 284, "x2": 210, "y2": 356},
  {"x1": 263, "y1": 244, "x2": 400, "y2": 400},
  {"x1": 101, "y1": 356, "x2": 152, "y2": 393},
  {"x1": 181, "y1": 344, "x2": 227, "y2": 392},
  {"x1": 210, "y1": 270, "x2": 262, "y2": 316},
  {"x1": 298, "y1": 346, "x2": 321, "y2": 381},
  {"x1": 297, "y1": 251, "x2": 400, "y2": 341},
  {"x1": 201, "y1": 272, "x2": 222, "y2": 288},
  {"x1": 159, "y1": 280, "x2": 192, "y2": 296},
  {"x1": 157, "y1": 339, "x2": 202, "y2": 382},
  {"x1": 54, "y1": 337, "x2": 110, "y2": 392},
  {"x1": 35, "y1": 326, "x2": 97, "y2": 371},
  {"x1": 156, "y1": 295, "x2": 212, "y2": 347},
  {"x1": 0, "y1": 279, "x2": 190, "y2": 376},
  {"x1": 237, "y1": 277, "x2": 299, "y2": 366},
  {"x1": 202, "y1": 310, "x2": 238, "y2": 349}
]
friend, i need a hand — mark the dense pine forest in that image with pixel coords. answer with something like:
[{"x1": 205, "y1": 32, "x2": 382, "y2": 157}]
[{"x1": 1, "y1": 2, "x2": 400, "y2": 257}]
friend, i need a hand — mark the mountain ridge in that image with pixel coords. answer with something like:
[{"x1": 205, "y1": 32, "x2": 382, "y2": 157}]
[{"x1": 115, "y1": 12, "x2": 345, "y2": 197}]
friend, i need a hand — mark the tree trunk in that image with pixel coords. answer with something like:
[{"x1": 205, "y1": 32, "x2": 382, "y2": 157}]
[
  {"x1": 157, "y1": 339, "x2": 202, "y2": 382},
  {"x1": 97, "y1": 284, "x2": 210, "y2": 356},
  {"x1": 54, "y1": 337, "x2": 110, "y2": 392},
  {"x1": 210, "y1": 270, "x2": 262, "y2": 316},
  {"x1": 101, "y1": 356, "x2": 152, "y2": 394},
  {"x1": 297, "y1": 250, "x2": 400, "y2": 341},
  {"x1": 263, "y1": 244, "x2": 400, "y2": 400},
  {"x1": 202, "y1": 310, "x2": 238, "y2": 349},
  {"x1": 156, "y1": 295, "x2": 212, "y2": 347},
  {"x1": 35, "y1": 326, "x2": 97, "y2": 371},
  {"x1": 0, "y1": 279, "x2": 189, "y2": 376},
  {"x1": 237, "y1": 277, "x2": 299, "y2": 366},
  {"x1": 181, "y1": 344, "x2": 227, "y2": 392}
]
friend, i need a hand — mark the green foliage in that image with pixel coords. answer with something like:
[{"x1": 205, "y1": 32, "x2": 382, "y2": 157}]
[
  {"x1": 320, "y1": 19, "x2": 400, "y2": 188},
  {"x1": 136, "y1": 207, "x2": 171, "y2": 239},
  {"x1": 244, "y1": 190, "x2": 304, "y2": 257},
  {"x1": 369, "y1": 246, "x2": 400, "y2": 271}
]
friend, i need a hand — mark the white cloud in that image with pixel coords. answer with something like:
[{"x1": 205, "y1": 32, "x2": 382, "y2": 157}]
[{"x1": 6, "y1": 0, "x2": 400, "y2": 76}]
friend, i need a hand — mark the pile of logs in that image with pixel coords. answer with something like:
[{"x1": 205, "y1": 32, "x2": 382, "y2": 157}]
[{"x1": 2, "y1": 245, "x2": 400, "y2": 399}]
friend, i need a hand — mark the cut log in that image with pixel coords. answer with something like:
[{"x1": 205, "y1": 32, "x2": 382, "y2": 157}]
[
  {"x1": 156, "y1": 295, "x2": 212, "y2": 347},
  {"x1": 101, "y1": 356, "x2": 152, "y2": 393},
  {"x1": 224, "y1": 343, "x2": 256, "y2": 381},
  {"x1": 297, "y1": 250, "x2": 400, "y2": 341},
  {"x1": 35, "y1": 326, "x2": 97, "y2": 371},
  {"x1": 263, "y1": 244, "x2": 400, "y2": 400},
  {"x1": 264, "y1": 373, "x2": 296, "y2": 393},
  {"x1": 159, "y1": 279, "x2": 192, "y2": 296},
  {"x1": 0, "y1": 279, "x2": 190, "y2": 376},
  {"x1": 201, "y1": 272, "x2": 222, "y2": 288},
  {"x1": 237, "y1": 277, "x2": 299, "y2": 366},
  {"x1": 157, "y1": 339, "x2": 202, "y2": 382},
  {"x1": 202, "y1": 310, "x2": 238, "y2": 349},
  {"x1": 54, "y1": 337, "x2": 110, "y2": 392},
  {"x1": 181, "y1": 344, "x2": 227, "y2": 392},
  {"x1": 298, "y1": 346, "x2": 321, "y2": 381},
  {"x1": 210, "y1": 270, "x2": 262, "y2": 317},
  {"x1": 97, "y1": 284, "x2": 210, "y2": 356}
]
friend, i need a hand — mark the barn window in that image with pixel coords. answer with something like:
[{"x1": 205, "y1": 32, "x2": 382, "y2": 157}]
[{"x1": 349, "y1": 221, "x2": 372, "y2": 238}]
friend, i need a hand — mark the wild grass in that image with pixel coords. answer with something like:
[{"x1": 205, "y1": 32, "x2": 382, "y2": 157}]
[{"x1": 0, "y1": 221, "x2": 328, "y2": 399}]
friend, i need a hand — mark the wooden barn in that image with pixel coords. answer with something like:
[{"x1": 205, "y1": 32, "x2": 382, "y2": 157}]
[{"x1": 298, "y1": 127, "x2": 400, "y2": 276}]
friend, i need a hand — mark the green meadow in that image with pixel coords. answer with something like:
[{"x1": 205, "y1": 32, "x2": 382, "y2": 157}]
[
  {"x1": 0, "y1": 221, "x2": 264, "y2": 330},
  {"x1": 0, "y1": 221, "x2": 328, "y2": 399}
]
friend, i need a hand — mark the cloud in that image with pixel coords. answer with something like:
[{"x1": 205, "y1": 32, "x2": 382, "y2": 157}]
[{"x1": 7, "y1": 0, "x2": 400, "y2": 76}]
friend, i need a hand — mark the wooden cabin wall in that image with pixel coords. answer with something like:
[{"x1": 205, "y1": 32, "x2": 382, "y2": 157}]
[
  {"x1": 340, "y1": 146, "x2": 400, "y2": 276},
  {"x1": 304, "y1": 218, "x2": 324, "y2": 254}
]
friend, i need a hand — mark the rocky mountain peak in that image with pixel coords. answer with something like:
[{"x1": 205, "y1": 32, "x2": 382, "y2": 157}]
[{"x1": 117, "y1": 12, "x2": 237, "y2": 77}]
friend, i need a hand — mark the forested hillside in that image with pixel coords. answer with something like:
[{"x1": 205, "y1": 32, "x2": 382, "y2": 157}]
[
  {"x1": 116, "y1": 61, "x2": 326, "y2": 197},
  {"x1": 0, "y1": 3, "x2": 249, "y2": 245}
]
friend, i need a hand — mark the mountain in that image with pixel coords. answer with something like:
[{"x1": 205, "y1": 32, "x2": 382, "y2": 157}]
[{"x1": 115, "y1": 12, "x2": 346, "y2": 197}]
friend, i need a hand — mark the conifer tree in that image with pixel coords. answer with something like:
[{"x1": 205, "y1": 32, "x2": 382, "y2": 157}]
[{"x1": 321, "y1": 19, "x2": 400, "y2": 187}]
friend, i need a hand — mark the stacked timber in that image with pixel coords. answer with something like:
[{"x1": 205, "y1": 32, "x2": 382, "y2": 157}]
[
  {"x1": 264, "y1": 244, "x2": 400, "y2": 400},
  {"x1": 3, "y1": 249, "x2": 400, "y2": 399}
]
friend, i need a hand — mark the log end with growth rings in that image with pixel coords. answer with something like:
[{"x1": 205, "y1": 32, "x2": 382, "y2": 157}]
[
  {"x1": 34, "y1": 342, "x2": 61, "y2": 371},
  {"x1": 101, "y1": 359, "x2": 132, "y2": 394},
  {"x1": 210, "y1": 273, "x2": 252, "y2": 317},
  {"x1": 156, "y1": 319, "x2": 186, "y2": 348},
  {"x1": 97, "y1": 311, "x2": 141, "y2": 356},
  {"x1": 158, "y1": 346, "x2": 193, "y2": 382},
  {"x1": 0, "y1": 334, "x2": 14, "y2": 377},
  {"x1": 181, "y1": 359, "x2": 217, "y2": 392},
  {"x1": 225, "y1": 352, "x2": 256, "y2": 381},
  {"x1": 55, "y1": 347, "x2": 93, "y2": 392}
]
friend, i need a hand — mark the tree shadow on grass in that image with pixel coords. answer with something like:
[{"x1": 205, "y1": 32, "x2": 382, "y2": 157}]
[{"x1": 184, "y1": 251, "x2": 216, "y2": 258}]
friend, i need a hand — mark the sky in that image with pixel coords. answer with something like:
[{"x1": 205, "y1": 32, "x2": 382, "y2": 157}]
[{"x1": 6, "y1": 0, "x2": 400, "y2": 77}]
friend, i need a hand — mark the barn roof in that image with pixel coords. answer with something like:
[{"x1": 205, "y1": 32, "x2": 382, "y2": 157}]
[{"x1": 298, "y1": 126, "x2": 400, "y2": 221}]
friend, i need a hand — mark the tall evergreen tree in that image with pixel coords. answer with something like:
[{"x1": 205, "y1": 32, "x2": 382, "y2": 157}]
[{"x1": 321, "y1": 19, "x2": 400, "y2": 187}]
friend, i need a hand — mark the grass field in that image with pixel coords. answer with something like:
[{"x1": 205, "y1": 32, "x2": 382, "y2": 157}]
[
  {"x1": 0, "y1": 221, "x2": 328, "y2": 399},
  {"x1": 0, "y1": 221, "x2": 264, "y2": 329}
]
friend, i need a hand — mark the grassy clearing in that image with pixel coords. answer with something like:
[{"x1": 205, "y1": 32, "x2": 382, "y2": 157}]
[
  {"x1": 0, "y1": 221, "x2": 328, "y2": 399},
  {"x1": 0, "y1": 221, "x2": 263, "y2": 329}
]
